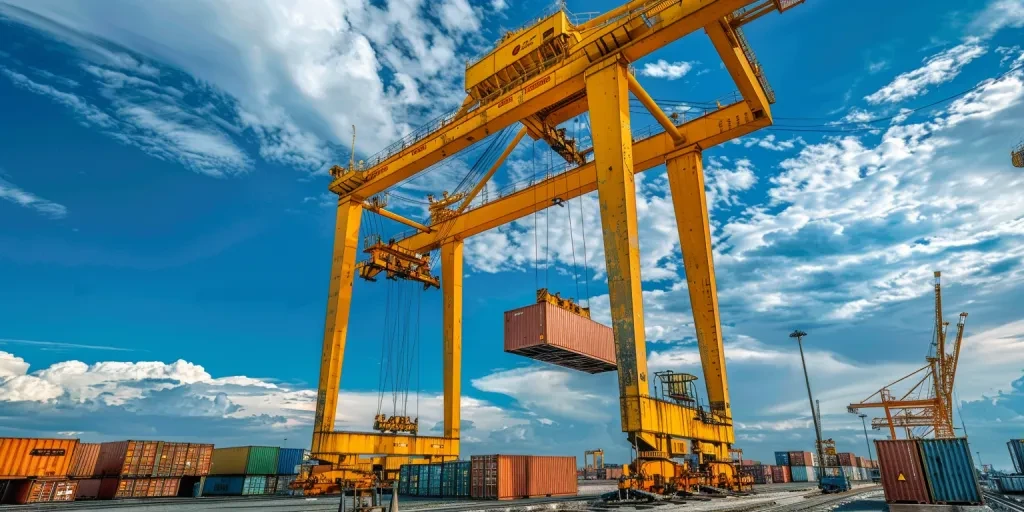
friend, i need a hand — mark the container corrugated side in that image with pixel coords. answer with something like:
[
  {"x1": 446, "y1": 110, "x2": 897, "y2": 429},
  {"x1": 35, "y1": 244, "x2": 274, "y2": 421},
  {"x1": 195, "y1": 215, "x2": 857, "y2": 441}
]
[
  {"x1": 504, "y1": 303, "x2": 616, "y2": 374},
  {"x1": 74, "y1": 478, "x2": 103, "y2": 500},
  {"x1": 245, "y1": 447, "x2": 279, "y2": 475},
  {"x1": 0, "y1": 438, "x2": 79, "y2": 479},
  {"x1": 276, "y1": 449, "x2": 308, "y2": 475},
  {"x1": 242, "y1": 475, "x2": 267, "y2": 495},
  {"x1": 471, "y1": 455, "x2": 497, "y2": 499},
  {"x1": 774, "y1": 452, "x2": 790, "y2": 466},
  {"x1": 918, "y1": 438, "x2": 982, "y2": 505},
  {"x1": 69, "y1": 443, "x2": 101, "y2": 478},
  {"x1": 788, "y1": 451, "x2": 812, "y2": 466},
  {"x1": 526, "y1": 456, "x2": 576, "y2": 498},
  {"x1": 203, "y1": 476, "x2": 245, "y2": 496},
  {"x1": 7, "y1": 479, "x2": 78, "y2": 504},
  {"x1": 209, "y1": 447, "x2": 250, "y2": 476},
  {"x1": 771, "y1": 465, "x2": 791, "y2": 483},
  {"x1": 791, "y1": 465, "x2": 817, "y2": 482},
  {"x1": 996, "y1": 475, "x2": 1024, "y2": 494},
  {"x1": 875, "y1": 440, "x2": 930, "y2": 504},
  {"x1": 838, "y1": 453, "x2": 854, "y2": 466},
  {"x1": 1008, "y1": 439, "x2": 1024, "y2": 474}
]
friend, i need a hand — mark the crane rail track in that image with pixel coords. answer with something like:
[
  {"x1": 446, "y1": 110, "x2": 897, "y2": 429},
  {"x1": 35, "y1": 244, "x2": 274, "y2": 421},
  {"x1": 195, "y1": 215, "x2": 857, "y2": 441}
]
[
  {"x1": 756, "y1": 486, "x2": 882, "y2": 512},
  {"x1": 986, "y1": 490, "x2": 1024, "y2": 512}
]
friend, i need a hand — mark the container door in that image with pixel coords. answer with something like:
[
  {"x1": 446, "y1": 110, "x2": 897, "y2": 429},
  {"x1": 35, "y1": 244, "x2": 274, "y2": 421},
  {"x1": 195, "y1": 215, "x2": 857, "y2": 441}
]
[
  {"x1": 875, "y1": 440, "x2": 930, "y2": 504},
  {"x1": 918, "y1": 439, "x2": 982, "y2": 505}
]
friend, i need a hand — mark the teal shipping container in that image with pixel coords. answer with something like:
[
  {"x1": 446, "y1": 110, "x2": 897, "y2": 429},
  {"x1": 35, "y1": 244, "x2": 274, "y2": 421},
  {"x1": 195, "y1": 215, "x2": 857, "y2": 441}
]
[
  {"x1": 1008, "y1": 440, "x2": 1024, "y2": 473},
  {"x1": 242, "y1": 475, "x2": 268, "y2": 495},
  {"x1": 918, "y1": 438, "x2": 982, "y2": 505},
  {"x1": 276, "y1": 449, "x2": 308, "y2": 475},
  {"x1": 203, "y1": 476, "x2": 244, "y2": 496},
  {"x1": 398, "y1": 466, "x2": 410, "y2": 495},
  {"x1": 245, "y1": 447, "x2": 279, "y2": 475},
  {"x1": 427, "y1": 463, "x2": 442, "y2": 497},
  {"x1": 996, "y1": 475, "x2": 1024, "y2": 494},
  {"x1": 441, "y1": 461, "x2": 471, "y2": 498},
  {"x1": 399, "y1": 462, "x2": 470, "y2": 498}
]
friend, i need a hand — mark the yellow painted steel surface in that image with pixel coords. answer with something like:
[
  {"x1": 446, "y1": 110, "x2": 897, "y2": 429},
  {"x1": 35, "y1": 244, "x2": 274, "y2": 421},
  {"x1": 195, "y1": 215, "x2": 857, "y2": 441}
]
[
  {"x1": 209, "y1": 447, "x2": 249, "y2": 476},
  {"x1": 312, "y1": 432, "x2": 458, "y2": 457},
  {"x1": 465, "y1": 11, "x2": 575, "y2": 97},
  {"x1": 441, "y1": 241, "x2": 464, "y2": 439}
]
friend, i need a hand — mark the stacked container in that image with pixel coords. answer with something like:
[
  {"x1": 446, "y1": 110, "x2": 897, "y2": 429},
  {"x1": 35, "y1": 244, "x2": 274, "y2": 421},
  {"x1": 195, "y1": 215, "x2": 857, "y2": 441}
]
[
  {"x1": 1008, "y1": 439, "x2": 1024, "y2": 473},
  {"x1": 470, "y1": 455, "x2": 576, "y2": 500},
  {"x1": 996, "y1": 475, "x2": 1024, "y2": 494},
  {"x1": 203, "y1": 446, "x2": 280, "y2": 496},
  {"x1": 0, "y1": 438, "x2": 80, "y2": 505},
  {"x1": 775, "y1": 452, "x2": 790, "y2": 466},
  {"x1": 73, "y1": 441, "x2": 214, "y2": 500},
  {"x1": 771, "y1": 465, "x2": 791, "y2": 483}
]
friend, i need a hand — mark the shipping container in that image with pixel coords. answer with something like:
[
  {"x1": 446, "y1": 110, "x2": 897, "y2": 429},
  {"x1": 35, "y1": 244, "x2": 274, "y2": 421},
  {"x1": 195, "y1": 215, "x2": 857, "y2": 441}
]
[
  {"x1": 74, "y1": 478, "x2": 102, "y2": 500},
  {"x1": 189, "y1": 444, "x2": 214, "y2": 476},
  {"x1": 68, "y1": 443, "x2": 100, "y2": 478},
  {"x1": 242, "y1": 475, "x2": 267, "y2": 496},
  {"x1": 0, "y1": 438, "x2": 79, "y2": 479},
  {"x1": 788, "y1": 451, "x2": 813, "y2": 466},
  {"x1": 790, "y1": 465, "x2": 817, "y2": 482},
  {"x1": 2, "y1": 479, "x2": 78, "y2": 504},
  {"x1": 855, "y1": 456, "x2": 865, "y2": 468},
  {"x1": 112, "y1": 477, "x2": 180, "y2": 498},
  {"x1": 774, "y1": 452, "x2": 790, "y2": 466},
  {"x1": 996, "y1": 475, "x2": 1024, "y2": 494},
  {"x1": 918, "y1": 438, "x2": 982, "y2": 505},
  {"x1": 276, "y1": 448, "x2": 308, "y2": 475},
  {"x1": 471, "y1": 455, "x2": 576, "y2": 500},
  {"x1": 603, "y1": 466, "x2": 623, "y2": 480},
  {"x1": 276, "y1": 475, "x2": 297, "y2": 495},
  {"x1": 771, "y1": 465, "x2": 791, "y2": 483},
  {"x1": 504, "y1": 302, "x2": 616, "y2": 373},
  {"x1": 441, "y1": 461, "x2": 471, "y2": 497},
  {"x1": 203, "y1": 475, "x2": 245, "y2": 496},
  {"x1": 875, "y1": 440, "x2": 930, "y2": 504},
  {"x1": 427, "y1": 463, "x2": 442, "y2": 497},
  {"x1": 210, "y1": 447, "x2": 250, "y2": 476},
  {"x1": 838, "y1": 453, "x2": 854, "y2": 467},
  {"x1": 841, "y1": 466, "x2": 856, "y2": 481},
  {"x1": 1008, "y1": 439, "x2": 1024, "y2": 474},
  {"x1": 96, "y1": 441, "x2": 167, "y2": 477},
  {"x1": 245, "y1": 447, "x2": 279, "y2": 475}
]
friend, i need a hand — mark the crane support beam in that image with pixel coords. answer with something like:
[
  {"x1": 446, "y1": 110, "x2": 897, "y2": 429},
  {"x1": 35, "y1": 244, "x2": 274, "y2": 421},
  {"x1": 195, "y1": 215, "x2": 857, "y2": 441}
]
[
  {"x1": 587, "y1": 59, "x2": 651, "y2": 434},
  {"x1": 312, "y1": 199, "x2": 363, "y2": 453},
  {"x1": 666, "y1": 150, "x2": 730, "y2": 417},
  {"x1": 313, "y1": 432, "x2": 459, "y2": 458},
  {"x1": 441, "y1": 240, "x2": 464, "y2": 439},
  {"x1": 626, "y1": 397, "x2": 735, "y2": 443},
  {"x1": 328, "y1": 0, "x2": 754, "y2": 200},
  {"x1": 849, "y1": 399, "x2": 940, "y2": 409},
  {"x1": 627, "y1": 73, "x2": 685, "y2": 144},
  {"x1": 456, "y1": 127, "x2": 528, "y2": 216},
  {"x1": 364, "y1": 203, "x2": 432, "y2": 233},
  {"x1": 704, "y1": 19, "x2": 771, "y2": 117},
  {"x1": 396, "y1": 100, "x2": 767, "y2": 253}
]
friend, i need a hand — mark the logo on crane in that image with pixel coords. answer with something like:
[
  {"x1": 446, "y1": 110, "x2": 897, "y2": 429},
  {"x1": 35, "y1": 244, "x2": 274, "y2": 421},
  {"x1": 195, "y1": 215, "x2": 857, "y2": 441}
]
[{"x1": 512, "y1": 44, "x2": 522, "y2": 56}]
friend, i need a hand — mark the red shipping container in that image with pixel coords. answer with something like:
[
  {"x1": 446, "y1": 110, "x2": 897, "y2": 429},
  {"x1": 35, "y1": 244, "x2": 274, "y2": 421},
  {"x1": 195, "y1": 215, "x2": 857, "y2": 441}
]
[
  {"x1": 74, "y1": 478, "x2": 103, "y2": 500},
  {"x1": 771, "y1": 465, "x2": 791, "y2": 483},
  {"x1": 69, "y1": 443, "x2": 101, "y2": 478},
  {"x1": 3, "y1": 479, "x2": 78, "y2": 504},
  {"x1": 504, "y1": 303, "x2": 616, "y2": 373},
  {"x1": 855, "y1": 456, "x2": 865, "y2": 468},
  {"x1": 875, "y1": 440, "x2": 930, "y2": 504},
  {"x1": 838, "y1": 453, "x2": 855, "y2": 467},
  {"x1": 788, "y1": 451, "x2": 813, "y2": 466},
  {"x1": 471, "y1": 455, "x2": 577, "y2": 500}
]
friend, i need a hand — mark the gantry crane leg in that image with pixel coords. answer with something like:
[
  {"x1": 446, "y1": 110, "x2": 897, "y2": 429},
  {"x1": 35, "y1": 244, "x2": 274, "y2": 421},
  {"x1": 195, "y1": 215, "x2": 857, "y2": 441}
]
[
  {"x1": 586, "y1": 59, "x2": 651, "y2": 433},
  {"x1": 441, "y1": 240, "x2": 464, "y2": 439},
  {"x1": 665, "y1": 151, "x2": 731, "y2": 423},
  {"x1": 312, "y1": 199, "x2": 364, "y2": 459}
]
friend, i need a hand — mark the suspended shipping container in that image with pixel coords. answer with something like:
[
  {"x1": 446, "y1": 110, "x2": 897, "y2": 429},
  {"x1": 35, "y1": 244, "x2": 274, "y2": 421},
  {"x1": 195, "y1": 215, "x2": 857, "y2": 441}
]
[
  {"x1": 775, "y1": 452, "x2": 790, "y2": 466},
  {"x1": 203, "y1": 475, "x2": 245, "y2": 496},
  {"x1": 0, "y1": 479, "x2": 77, "y2": 504},
  {"x1": 790, "y1": 465, "x2": 817, "y2": 482},
  {"x1": 788, "y1": 451, "x2": 814, "y2": 466},
  {"x1": 918, "y1": 438, "x2": 982, "y2": 505},
  {"x1": 1008, "y1": 439, "x2": 1024, "y2": 474},
  {"x1": 276, "y1": 448, "x2": 309, "y2": 475},
  {"x1": 875, "y1": 440, "x2": 930, "y2": 504},
  {"x1": 471, "y1": 455, "x2": 577, "y2": 500},
  {"x1": 771, "y1": 465, "x2": 791, "y2": 483},
  {"x1": 0, "y1": 438, "x2": 79, "y2": 479},
  {"x1": 996, "y1": 475, "x2": 1024, "y2": 494},
  {"x1": 504, "y1": 302, "x2": 616, "y2": 373}
]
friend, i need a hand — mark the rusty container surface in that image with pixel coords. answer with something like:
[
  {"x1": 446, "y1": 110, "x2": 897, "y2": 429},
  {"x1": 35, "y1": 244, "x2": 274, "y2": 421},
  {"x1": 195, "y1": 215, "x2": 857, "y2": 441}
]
[
  {"x1": 74, "y1": 478, "x2": 102, "y2": 500},
  {"x1": 185, "y1": 444, "x2": 214, "y2": 476},
  {"x1": 875, "y1": 440, "x2": 931, "y2": 504},
  {"x1": 69, "y1": 443, "x2": 101, "y2": 478},
  {"x1": 4, "y1": 479, "x2": 78, "y2": 504},
  {"x1": 788, "y1": 451, "x2": 813, "y2": 466},
  {"x1": 472, "y1": 455, "x2": 576, "y2": 500},
  {"x1": 504, "y1": 302, "x2": 616, "y2": 374},
  {"x1": 604, "y1": 466, "x2": 623, "y2": 479},
  {"x1": 0, "y1": 438, "x2": 79, "y2": 479},
  {"x1": 771, "y1": 465, "x2": 791, "y2": 483},
  {"x1": 838, "y1": 453, "x2": 855, "y2": 466},
  {"x1": 96, "y1": 441, "x2": 162, "y2": 477}
]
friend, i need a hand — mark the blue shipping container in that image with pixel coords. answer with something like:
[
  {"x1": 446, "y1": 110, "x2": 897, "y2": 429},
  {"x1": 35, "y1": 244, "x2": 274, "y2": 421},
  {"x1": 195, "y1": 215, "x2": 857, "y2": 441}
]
[
  {"x1": 996, "y1": 475, "x2": 1024, "y2": 494},
  {"x1": 243, "y1": 475, "x2": 268, "y2": 496},
  {"x1": 1008, "y1": 440, "x2": 1024, "y2": 474},
  {"x1": 791, "y1": 465, "x2": 817, "y2": 482},
  {"x1": 918, "y1": 438, "x2": 982, "y2": 505},
  {"x1": 203, "y1": 476, "x2": 245, "y2": 496},
  {"x1": 775, "y1": 452, "x2": 790, "y2": 466},
  {"x1": 276, "y1": 448, "x2": 309, "y2": 475}
]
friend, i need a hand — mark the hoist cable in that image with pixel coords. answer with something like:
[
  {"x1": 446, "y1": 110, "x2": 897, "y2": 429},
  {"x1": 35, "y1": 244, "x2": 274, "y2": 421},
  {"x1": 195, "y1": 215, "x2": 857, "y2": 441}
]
[
  {"x1": 578, "y1": 194, "x2": 591, "y2": 307},
  {"x1": 545, "y1": 149, "x2": 551, "y2": 289},
  {"x1": 567, "y1": 182, "x2": 580, "y2": 302},
  {"x1": 533, "y1": 140, "x2": 540, "y2": 291}
]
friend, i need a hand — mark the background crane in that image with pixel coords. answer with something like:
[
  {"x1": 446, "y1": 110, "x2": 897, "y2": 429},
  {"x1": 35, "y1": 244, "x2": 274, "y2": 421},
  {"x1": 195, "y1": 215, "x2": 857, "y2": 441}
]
[{"x1": 848, "y1": 271, "x2": 968, "y2": 440}]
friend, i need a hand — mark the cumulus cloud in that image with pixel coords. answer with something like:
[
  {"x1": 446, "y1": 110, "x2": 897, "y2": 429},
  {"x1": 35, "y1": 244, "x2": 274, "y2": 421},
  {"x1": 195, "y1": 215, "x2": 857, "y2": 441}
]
[
  {"x1": 639, "y1": 60, "x2": 695, "y2": 80},
  {"x1": 865, "y1": 40, "x2": 987, "y2": 104}
]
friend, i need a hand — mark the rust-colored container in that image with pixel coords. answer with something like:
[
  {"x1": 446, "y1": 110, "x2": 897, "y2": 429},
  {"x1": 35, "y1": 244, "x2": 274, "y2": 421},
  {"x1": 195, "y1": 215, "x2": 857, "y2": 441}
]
[
  {"x1": 771, "y1": 465, "x2": 791, "y2": 483},
  {"x1": 838, "y1": 453, "x2": 855, "y2": 466},
  {"x1": 3, "y1": 479, "x2": 78, "y2": 504},
  {"x1": 98, "y1": 477, "x2": 182, "y2": 499},
  {"x1": 604, "y1": 466, "x2": 623, "y2": 479},
  {"x1": 788, "y1": 451, "x2": 813, "y2": 466},
  {"x1": 96, "y1": 441, "x2": 200, "y2": 478},
  {"x1": 74, "y1": 478, "x2": 103, "y2": 500},
  {"x1": 875, "y1": 440, "x2": 931, "y2": 504},
  {"x1": 0, "y1": 438, "x2": 79, "y2": 479},
  {"x1": 69, "y1": 443, "x2": 101, "y2": 478},
  {"x1": 185, "y1": 444, "x2": 214, "y2": 476},
  {"x1": 471, "y1": 455, "x2": 577, "y2": 500},
  {"x1": 855, "y1": 456, "x2": 865, "y2": 468},
  {"x1": 504, "y1": 302, "x2": 616, "y2": 373}
]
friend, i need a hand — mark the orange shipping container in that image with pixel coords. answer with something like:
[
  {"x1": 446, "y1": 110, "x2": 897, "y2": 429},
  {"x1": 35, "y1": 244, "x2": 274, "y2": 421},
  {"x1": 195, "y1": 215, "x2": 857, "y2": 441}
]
[
  {"x1": 69, "y1": 443, "x2": 101, "y2": 478},
  {"x1": 3, "y1": 479, "x2": 78, "y2": 504},
  {"x1": 0, "y1": 438, "x2": 79, "y2": 479},
  {"x1": 471, "y1": 455, "x2": 577, "y2": 500},
  {"x1": 504, "y1": 302, "x2": 616, "y2": 374}
]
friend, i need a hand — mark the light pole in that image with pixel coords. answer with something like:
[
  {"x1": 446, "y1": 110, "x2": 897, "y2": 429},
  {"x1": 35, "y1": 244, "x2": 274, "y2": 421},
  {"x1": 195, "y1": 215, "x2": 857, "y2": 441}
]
[
  {"x1": 858, "y1": 414, "x2": 873, "y2": 462},
  {"x1": 791, "y1": 329, "x2": 825, "y2": 478}
]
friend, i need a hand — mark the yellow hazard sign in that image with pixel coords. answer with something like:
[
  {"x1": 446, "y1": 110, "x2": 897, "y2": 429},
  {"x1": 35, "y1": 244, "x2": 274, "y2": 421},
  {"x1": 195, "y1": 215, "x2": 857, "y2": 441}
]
[{"x1": 898, "y1": 473, "x2": 906, "y2": 481}]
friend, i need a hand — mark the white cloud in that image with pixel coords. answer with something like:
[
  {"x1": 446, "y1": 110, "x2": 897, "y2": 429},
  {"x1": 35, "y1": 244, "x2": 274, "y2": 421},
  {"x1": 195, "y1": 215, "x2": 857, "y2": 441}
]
[
  {"x1": 0, "y1": 177, "x2": 68, "y2": 219},
  {"x1": 743, "y1": 134, "x2": 804, "y2": 151},
  {"x1": 867, "y1": 60, "x2": 888, "y2": 74},
  {"x1": 839, "y1": 108, "x2": 875, "y2": 124},
  {"x1": 639, "y1": 60, "x2": 694, "y2": 80},
  {"x1": 471, "y1": 366, "x2": 615, "y2": 421},
  {"x1": 969, "y1": 0, "x2": 1024, "y2": 37},
  {"x1": 996, "y1": 46, "x2": 1024, "y2": 66},
  {"x1": 865, "y1": 40, "x2": 987, "y2": 104}
]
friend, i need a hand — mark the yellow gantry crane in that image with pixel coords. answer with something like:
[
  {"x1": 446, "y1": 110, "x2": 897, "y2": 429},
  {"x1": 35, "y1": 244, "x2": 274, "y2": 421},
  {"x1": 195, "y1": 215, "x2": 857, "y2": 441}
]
[
  {"x1": 307, "y1": 0, "x2": 805, "y2": 495},
  {"x1": 848, "y1": 272, "x2": 968, "y2": 440}
]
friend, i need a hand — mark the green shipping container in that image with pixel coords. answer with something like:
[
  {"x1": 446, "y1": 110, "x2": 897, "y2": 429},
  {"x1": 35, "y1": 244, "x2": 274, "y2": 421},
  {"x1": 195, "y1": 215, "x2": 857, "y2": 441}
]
[
  {"x1": 245, "y1": 447, "x2": 280, "y2": 476},
  {"x1": 398, "y1": 466, "x2": 410, "y2": 495}
]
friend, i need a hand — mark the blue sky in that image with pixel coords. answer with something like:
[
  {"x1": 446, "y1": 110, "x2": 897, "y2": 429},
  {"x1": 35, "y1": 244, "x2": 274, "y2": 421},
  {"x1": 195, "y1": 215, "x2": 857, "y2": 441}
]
[{"x1": 2, "y1": 0, "x2": 1024, "y2": 469}]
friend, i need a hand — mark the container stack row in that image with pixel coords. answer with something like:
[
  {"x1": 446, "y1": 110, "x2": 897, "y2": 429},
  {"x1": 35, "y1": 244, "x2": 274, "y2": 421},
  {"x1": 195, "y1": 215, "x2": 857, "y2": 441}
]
[
  {"x1": 994, "y1": 439, "x2": 1024, "y2": 494},
  {"x1": 0, "y1": 438, "x2": 80, "y2": 504},
  {"x1": 772, "y1": 450, "x2": 876, "y2": 483},
  {"x1": 70, "y1": 440, "x2": 214, "y2": 500},
  {"x1": 202, "y1": 446, "x2": 309, "y2": 497},
  {"x1": 577, "y1": 465, "x2": 623, "y2": 480},
  {"x1": 399, "y1": 455, "x2": 577, "y2": 501},
  {"x1": 875, "y1": 438, "x2": 982, "y2": 506}
]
